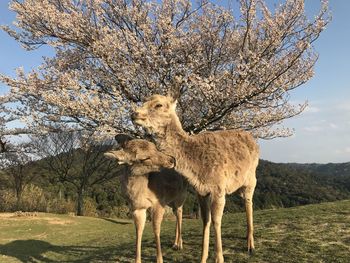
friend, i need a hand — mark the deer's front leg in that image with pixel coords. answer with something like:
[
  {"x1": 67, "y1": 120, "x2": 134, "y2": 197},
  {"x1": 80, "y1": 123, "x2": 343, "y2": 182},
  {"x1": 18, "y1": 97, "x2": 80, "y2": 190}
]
[
  {"x1": 133, "y1": 209, "x2": 147, "y2": 263},
  {"x1": 197, "y1": 194, "x2": 211, "y2": 263},
  {"x1": 211, "y1": 195, "x2": 225, "y2": 263}
]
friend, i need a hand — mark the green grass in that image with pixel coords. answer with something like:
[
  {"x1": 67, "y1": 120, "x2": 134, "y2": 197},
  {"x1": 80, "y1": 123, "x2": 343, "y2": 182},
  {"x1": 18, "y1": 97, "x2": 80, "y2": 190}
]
[{"x1": 0, "y1": 200, "x2": 349, "y2": 262}]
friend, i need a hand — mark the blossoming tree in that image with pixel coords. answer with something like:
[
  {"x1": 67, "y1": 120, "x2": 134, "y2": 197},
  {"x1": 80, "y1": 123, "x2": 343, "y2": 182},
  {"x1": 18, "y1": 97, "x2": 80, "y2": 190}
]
[
  {"x1": 0, "y1": 94, "x2": 18, "y2": 153},
  {"x1": 1, "y1": 93, "x2": 31, "y2": 154},
  {"x1": 0, "y1": 0, "x2": 329, "y2": 138}
]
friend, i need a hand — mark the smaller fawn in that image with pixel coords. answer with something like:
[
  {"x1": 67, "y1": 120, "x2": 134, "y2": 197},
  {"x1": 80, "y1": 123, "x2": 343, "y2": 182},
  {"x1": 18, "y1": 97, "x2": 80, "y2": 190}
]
[{"x1": 104, "y1": 135, "x2": 187, "y2": 263}]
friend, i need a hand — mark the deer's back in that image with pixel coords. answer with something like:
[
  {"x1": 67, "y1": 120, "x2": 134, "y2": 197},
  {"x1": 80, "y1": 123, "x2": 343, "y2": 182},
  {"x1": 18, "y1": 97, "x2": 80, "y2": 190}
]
[{"x1": 176, "y1": 130, "x2": 259, "y2": 194}]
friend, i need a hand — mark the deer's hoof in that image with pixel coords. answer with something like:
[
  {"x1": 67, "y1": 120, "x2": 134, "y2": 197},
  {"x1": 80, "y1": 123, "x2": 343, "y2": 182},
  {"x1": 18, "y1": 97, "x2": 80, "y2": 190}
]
[{"x1": 172, "y1": 244, "x2": 183, "y2": 250}]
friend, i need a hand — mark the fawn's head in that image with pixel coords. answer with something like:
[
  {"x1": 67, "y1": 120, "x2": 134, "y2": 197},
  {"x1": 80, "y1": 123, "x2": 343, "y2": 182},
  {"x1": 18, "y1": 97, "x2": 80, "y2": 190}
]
[{"x1": 104, "y1": 134, "x2": 175, "y2": 174}]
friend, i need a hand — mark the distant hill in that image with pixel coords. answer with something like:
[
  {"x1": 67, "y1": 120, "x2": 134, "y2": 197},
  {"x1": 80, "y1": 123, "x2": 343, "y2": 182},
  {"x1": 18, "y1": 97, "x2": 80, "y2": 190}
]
[
  {"x1": 1, "y1": 153, "x2": 350, "y2": 216},
  {"x1": 247, "y1": 160, "x2": 350, "y2": 210}
]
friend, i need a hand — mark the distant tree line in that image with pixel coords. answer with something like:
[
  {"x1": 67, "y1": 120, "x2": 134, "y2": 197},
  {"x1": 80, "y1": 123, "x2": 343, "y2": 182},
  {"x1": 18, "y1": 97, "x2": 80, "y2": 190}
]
[
  {"x1": 1, "y1": 133, "x2": 349, "y2": 218},
  {"x1": 251, "y1": 160, "x2": 350, "y2": 209}
]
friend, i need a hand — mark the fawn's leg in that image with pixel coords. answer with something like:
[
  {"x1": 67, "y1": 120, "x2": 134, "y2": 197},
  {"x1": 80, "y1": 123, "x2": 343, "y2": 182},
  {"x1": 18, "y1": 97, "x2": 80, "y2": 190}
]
[
  {"x1": 133, "y1": 209, "x2": 147, "y2": 263},
  {"x1": 152, "y1": 205, "x2": 165, "y2": 263},
  {"x1": 173, "y1": 205, "x2": 183, "y2": 249}
]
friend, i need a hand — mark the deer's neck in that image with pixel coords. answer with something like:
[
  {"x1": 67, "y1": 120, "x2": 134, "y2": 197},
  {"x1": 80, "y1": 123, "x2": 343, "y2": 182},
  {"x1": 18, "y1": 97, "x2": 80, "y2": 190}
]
[
  {"x1": 155, "y1": 116, "x2": 209, "y2": 195},
  {"x1": 157, "y1": 115, "x2": 188, "y2": 153}
]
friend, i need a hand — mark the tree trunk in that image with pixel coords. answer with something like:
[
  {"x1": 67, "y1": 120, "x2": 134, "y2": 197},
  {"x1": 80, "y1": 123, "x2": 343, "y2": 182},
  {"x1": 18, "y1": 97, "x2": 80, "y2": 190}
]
[
  {"x1": 76, "y1": 187, "x2": 84, "y2": 216},
  {"x1": 15, "y1": 189, "x2": 22, "y2": 210}
]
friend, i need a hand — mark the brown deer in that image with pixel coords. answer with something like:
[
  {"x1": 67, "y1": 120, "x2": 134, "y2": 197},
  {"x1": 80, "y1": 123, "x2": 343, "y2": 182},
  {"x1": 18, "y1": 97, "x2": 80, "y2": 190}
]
[
  {"x1": 104, "y1": 135, "x2": 187, "y2": 263},
  {"x1": 132, "y1": 95, "x2": 259, "y2": 263}
]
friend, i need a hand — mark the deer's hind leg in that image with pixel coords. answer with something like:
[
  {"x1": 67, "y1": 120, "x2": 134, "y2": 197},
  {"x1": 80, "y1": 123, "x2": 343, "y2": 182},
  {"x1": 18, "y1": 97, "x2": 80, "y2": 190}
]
[{"x1": 241, "y1": 178, "x2": 257, "y2": 254}]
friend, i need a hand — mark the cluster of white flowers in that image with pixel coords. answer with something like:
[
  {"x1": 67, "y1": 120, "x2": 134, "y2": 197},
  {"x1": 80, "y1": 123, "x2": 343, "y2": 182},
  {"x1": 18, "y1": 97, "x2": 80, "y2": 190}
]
[{"x1": 0, "y1": 0, "x2": 329, "y2": 139}]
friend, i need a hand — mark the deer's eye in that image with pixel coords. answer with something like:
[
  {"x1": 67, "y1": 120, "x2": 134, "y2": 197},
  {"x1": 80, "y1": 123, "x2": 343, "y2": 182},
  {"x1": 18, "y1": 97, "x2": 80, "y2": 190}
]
[
  {"x1": 155, "y1": 103, "x2": 163, "y2": 109},
  {"x1": 139, "y1": 157, "x2": 151, "y2": 162}
]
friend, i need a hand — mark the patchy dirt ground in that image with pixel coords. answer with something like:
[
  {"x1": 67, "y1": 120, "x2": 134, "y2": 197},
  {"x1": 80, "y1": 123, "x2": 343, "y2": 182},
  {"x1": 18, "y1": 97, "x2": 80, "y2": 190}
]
[{"x1": 0, "y1": 212, "x2": 75, "y2": 225}]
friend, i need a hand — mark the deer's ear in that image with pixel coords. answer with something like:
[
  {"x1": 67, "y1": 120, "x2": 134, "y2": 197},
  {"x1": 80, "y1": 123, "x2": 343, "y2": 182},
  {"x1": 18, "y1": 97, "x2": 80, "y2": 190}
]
[
  {"x1": 168, "y1": 86, "x2": 187, "y2": 102},
  {"x1": 170, "y1": 99, "x2": 177, "y2": 111},
  {"x1": 104, "y1": 151, "x2": 117, "y2": 160},
  {"x1": 114, "y1": 134, "x2": 133, "y2": 146},
  {"x1": 168, "y1": 75, "x2": 187, "y2": 102},
  {"x1": 167, "y1": 89, "x2": 178, "y2": 103}
]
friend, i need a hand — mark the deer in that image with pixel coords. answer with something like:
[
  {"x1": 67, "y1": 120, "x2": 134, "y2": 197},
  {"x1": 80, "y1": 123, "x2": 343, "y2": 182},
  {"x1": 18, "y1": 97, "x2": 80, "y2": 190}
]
[
  {"x1": 131, "y1": 94, "x2": 260, "y2": 263},
  {"x1": 104, "y1": 135, "x2": 188, "y2": 263}
]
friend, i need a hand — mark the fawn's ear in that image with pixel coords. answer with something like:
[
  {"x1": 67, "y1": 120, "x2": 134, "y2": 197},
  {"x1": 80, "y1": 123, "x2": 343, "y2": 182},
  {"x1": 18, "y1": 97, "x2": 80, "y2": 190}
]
[{"x1": 114, "y1": 134, "x2": 133, "y2": 146}]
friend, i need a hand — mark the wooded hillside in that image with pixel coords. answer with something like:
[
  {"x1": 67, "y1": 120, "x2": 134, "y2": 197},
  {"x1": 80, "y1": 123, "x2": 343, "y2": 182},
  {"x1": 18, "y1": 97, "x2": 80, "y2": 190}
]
[{"x1": 1, "y1": 154, "x2": 349, "y2": 217}]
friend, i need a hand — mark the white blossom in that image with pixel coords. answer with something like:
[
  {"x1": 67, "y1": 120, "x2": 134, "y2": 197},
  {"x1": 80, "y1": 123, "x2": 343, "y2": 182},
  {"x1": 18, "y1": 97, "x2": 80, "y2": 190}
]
[{"x1": 0, "y1": 0, "x2": 330, "y2": 139}]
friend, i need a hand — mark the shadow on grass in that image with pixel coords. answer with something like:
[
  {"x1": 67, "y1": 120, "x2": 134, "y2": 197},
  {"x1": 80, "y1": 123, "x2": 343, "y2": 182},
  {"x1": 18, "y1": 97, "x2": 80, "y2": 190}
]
[
  {"x1": 0, "y1": 240, "x2": 82, "y2": 262},
  {"x1": 0, "y1": 239, "x2": 106, "y2": 263},
  {"x1": 101, "y1": 218, "x2": 132, "y2": 225},
  {"x1": 0, "y1": 239, "x2": 184, "y2": 263},
  {"x1": 0, "y1": 236, "x2": 252, "y2": 263},
  {"x1": 0, "y1": 223, "x2": 244, "y2": 262}
]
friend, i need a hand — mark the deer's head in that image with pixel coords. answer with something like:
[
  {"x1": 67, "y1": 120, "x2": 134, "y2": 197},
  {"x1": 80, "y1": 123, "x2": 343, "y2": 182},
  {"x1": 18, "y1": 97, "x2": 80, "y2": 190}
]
[{"x1": 104, "y1": 135, "x2": 175, "y2": 174}]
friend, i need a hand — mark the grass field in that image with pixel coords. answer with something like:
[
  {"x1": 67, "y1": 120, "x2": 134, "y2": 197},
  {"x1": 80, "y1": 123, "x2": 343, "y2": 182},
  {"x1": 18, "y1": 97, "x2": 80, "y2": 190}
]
[{"x1": 0, "y1": 200, "x2": 349, "y2": 263}]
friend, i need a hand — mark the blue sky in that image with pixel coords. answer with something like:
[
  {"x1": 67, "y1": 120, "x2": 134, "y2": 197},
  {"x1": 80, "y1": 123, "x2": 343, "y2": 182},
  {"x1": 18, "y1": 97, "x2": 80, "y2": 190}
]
[
  {"x1": 0, "y1": 1, "x2": 349, "y2": 163},
  {"x1": 259, "y1": 0, "x2": 350, "y2": 163}
]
